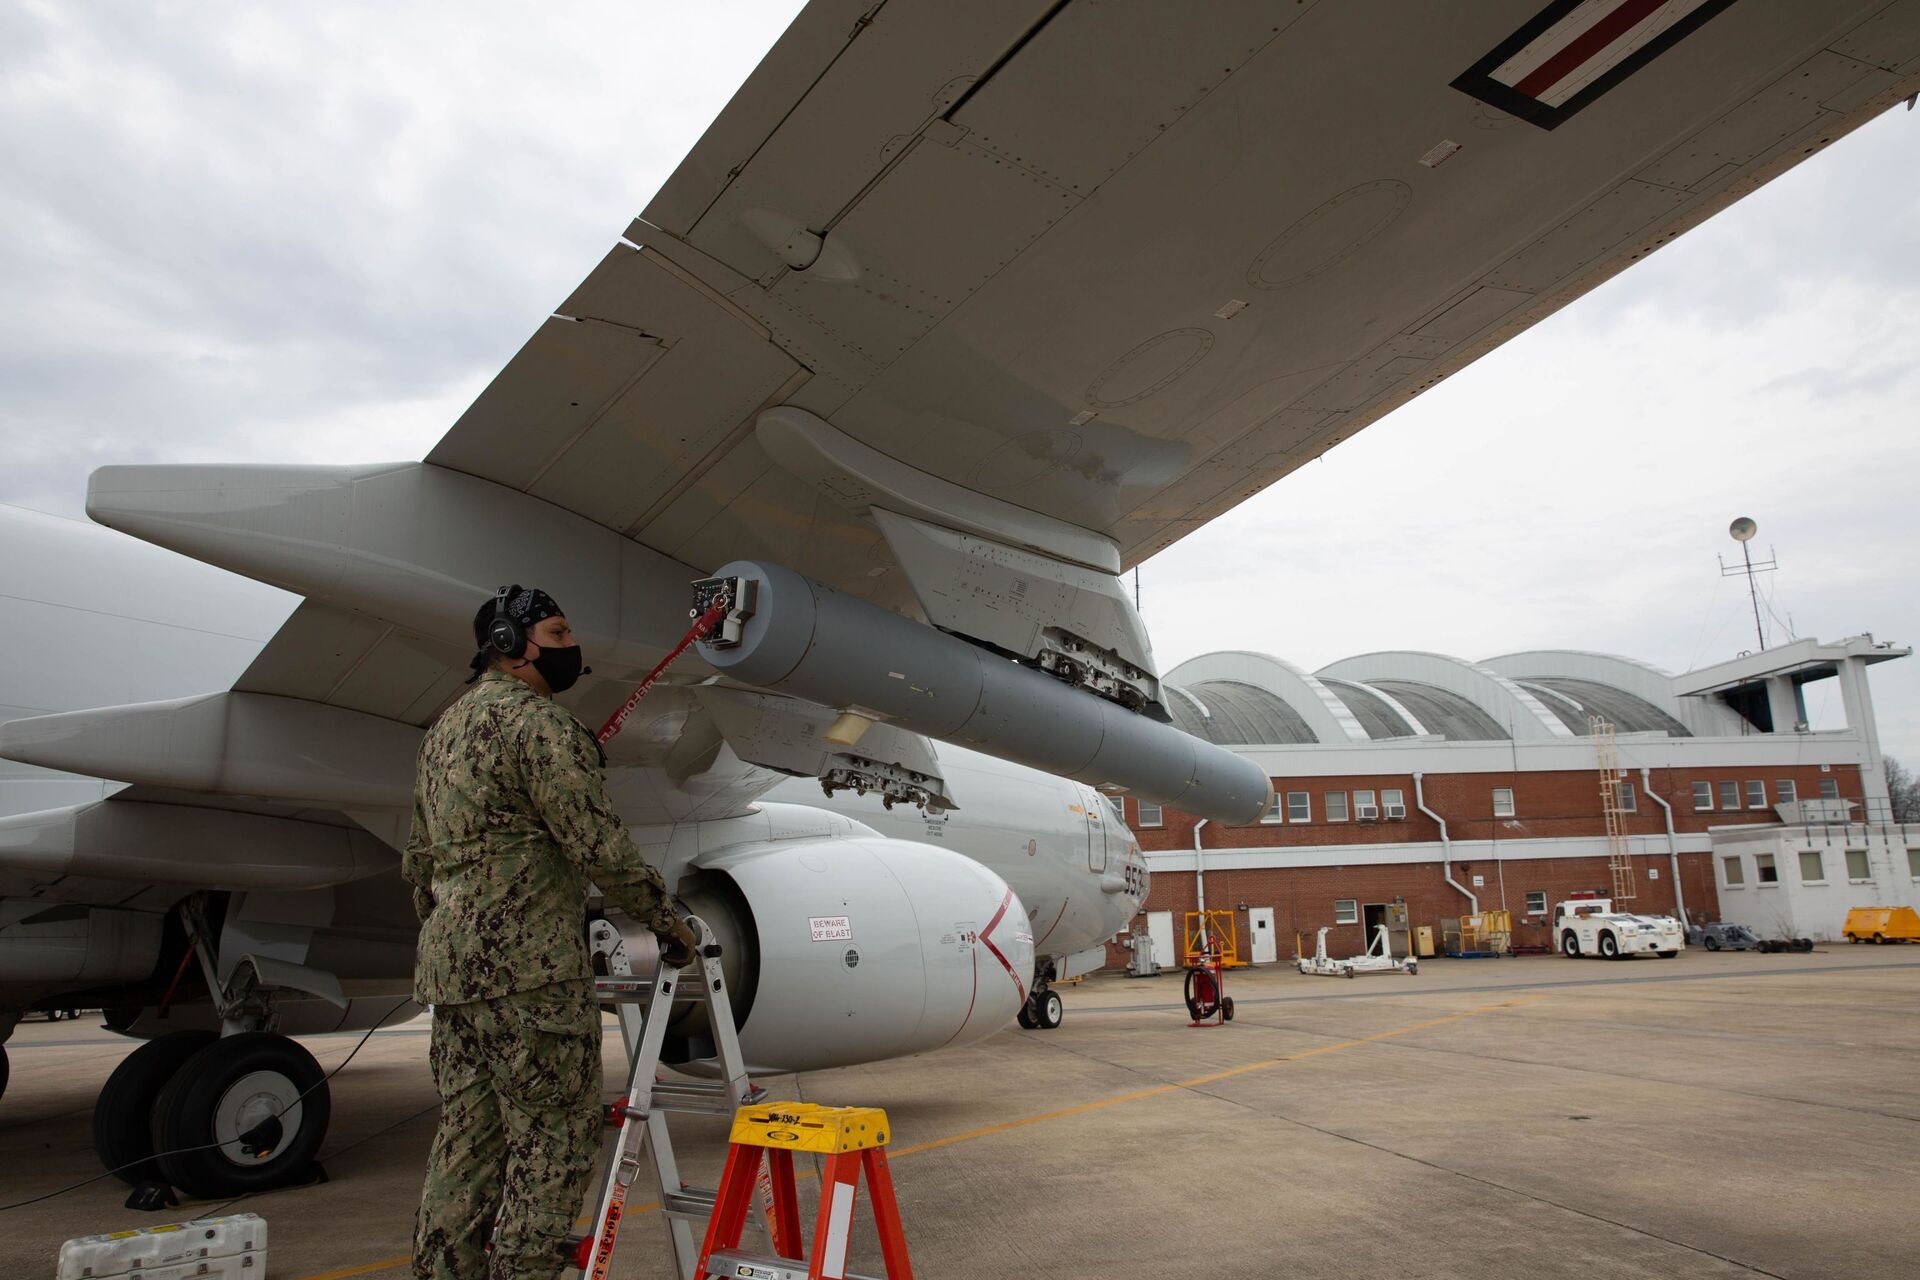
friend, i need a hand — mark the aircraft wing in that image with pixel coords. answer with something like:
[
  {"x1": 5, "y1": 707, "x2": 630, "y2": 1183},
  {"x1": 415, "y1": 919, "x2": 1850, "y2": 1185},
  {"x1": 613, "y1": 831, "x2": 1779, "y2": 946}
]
[{"x1": 430, "y1": 0, "x2": 1920, "y2": 583}]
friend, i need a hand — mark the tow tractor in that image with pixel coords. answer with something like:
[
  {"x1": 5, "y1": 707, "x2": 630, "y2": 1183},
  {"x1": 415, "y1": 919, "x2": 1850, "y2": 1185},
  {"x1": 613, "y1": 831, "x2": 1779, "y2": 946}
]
[
  {"x1": 1553, "y1": 893, "x2": 1684, "y2": 959},
  {"x1": 1296, "y1": 924, "x2": 1418, "y2": 978}
]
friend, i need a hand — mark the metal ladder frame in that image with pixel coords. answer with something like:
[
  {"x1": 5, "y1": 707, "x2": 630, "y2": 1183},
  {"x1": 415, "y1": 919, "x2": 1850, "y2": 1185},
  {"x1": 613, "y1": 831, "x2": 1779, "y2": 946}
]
[{"x1": 577, "y1": 914, "x2": 767, "y2": 1280}]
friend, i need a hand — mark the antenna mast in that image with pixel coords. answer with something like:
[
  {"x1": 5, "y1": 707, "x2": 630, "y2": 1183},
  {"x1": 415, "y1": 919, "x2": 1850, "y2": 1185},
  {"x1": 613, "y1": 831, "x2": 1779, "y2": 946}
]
[{"x1": 1718, "y1": 516, "x2": 1777, "y2": 652}]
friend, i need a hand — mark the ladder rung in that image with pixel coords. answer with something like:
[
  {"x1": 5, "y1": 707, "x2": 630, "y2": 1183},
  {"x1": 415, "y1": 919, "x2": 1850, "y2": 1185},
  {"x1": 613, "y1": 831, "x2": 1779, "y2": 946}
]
[
  {"x1": 653, "y1": 1080, "x2": 733, "y2": 1098},
  {"x1": 705, "y1": 1252, "x2": 880, "y2": 1280},
  {"x1": 661, "y1": 1187, "x2": 718, "y2": 1217}
]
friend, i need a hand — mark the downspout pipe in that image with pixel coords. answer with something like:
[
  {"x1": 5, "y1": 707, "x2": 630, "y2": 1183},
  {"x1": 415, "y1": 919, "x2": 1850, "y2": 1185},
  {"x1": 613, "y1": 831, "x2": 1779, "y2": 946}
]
[
  {"x1": 1415, "y1": 772, "x2": 1477, "y2": 912},
  {"x1": 1192, "y1": 818, "x2": 1210, "y2": 917},
  {"x1": 1641, "y1": 768, "x2": 1688, "y2": 928}
]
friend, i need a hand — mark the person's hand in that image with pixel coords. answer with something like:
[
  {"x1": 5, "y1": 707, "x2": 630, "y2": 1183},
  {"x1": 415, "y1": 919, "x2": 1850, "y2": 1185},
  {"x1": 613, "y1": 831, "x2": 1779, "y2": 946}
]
[{"x1": 657, "y1": 916, "x2": 698, "y2": 970}]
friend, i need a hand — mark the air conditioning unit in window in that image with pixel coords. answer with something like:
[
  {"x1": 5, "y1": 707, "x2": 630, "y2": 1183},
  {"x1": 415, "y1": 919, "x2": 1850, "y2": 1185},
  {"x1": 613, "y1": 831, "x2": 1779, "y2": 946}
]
[
  {"x1": 1383, "y1": 801, "x2": 1406, "y2": 820},
  {"x1": 1355, "y1": 803, "x2": 1379, "y2": 821}
]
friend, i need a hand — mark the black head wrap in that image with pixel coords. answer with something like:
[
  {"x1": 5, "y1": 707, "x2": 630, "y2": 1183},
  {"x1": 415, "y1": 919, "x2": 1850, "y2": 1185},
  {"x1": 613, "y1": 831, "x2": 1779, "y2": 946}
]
[{"x1": 466, "y1": 586, "x2": 566, "y2": 681}]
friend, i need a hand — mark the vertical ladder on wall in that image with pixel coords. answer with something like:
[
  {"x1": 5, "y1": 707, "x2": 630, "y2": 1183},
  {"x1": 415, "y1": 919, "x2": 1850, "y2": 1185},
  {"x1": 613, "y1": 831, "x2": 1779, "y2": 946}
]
[
  {"x1": 1591, "y1": 716, "x2": 1637, "y2": 900},
  {"x1": 574, "y1": 915, "x2": 769, "y2": 1280}
]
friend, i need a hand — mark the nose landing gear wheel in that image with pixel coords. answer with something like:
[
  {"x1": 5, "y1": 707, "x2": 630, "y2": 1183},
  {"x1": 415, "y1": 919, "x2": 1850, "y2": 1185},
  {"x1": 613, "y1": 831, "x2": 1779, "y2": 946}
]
[
  {"x1": 93, "y1": 1029, "x2": 217, "y2": 1184},
  {"x1": 1033, "y1": 989, "x2": 1064, "y2": 1030},
  {"x1": 153, "y1": 1032, "x2": 331, "y2": 1198}
]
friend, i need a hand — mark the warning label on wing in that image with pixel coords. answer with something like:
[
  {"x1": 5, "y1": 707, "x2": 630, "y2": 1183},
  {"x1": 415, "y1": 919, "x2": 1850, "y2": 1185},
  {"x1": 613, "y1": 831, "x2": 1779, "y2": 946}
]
[{"x1": 809, "y1": 916, "x2": 853, "y2": 942}]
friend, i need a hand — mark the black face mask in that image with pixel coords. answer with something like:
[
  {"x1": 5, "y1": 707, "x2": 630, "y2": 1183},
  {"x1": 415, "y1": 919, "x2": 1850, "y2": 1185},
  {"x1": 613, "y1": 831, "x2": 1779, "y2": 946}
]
[{"x1": 529, "y1": 643, "x2": 586, "y2": 694}]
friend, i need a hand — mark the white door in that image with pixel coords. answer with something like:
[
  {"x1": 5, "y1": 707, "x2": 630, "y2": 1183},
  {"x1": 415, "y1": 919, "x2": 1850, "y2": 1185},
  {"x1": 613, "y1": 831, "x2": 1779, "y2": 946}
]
[
  {"x1": 1146, "y1": 911, "x2": 1175, "y2": 969},
  {"x1": 1249, "y1": 908, "x2": 1277, "y2": 964}
]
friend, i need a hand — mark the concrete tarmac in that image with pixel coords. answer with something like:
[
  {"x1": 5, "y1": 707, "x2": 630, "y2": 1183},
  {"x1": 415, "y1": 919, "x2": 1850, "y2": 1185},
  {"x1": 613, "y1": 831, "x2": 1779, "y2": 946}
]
[{"x1": 4, "y1": 948, "x2": 1917, "y2": 1278}]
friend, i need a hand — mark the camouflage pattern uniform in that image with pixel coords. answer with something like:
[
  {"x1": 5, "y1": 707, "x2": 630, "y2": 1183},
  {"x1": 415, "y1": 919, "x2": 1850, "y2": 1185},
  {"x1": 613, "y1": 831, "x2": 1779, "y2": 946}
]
[{"x1": 405, "y1": 671, "x2": 681, "y2": 1280}]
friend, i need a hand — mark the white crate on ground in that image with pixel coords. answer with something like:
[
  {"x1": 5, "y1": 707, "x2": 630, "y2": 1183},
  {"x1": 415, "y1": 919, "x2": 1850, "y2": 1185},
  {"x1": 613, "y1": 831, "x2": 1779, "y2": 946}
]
[{"x1": 57, "y1": 1213, "x2": 266, "y2": 1279}]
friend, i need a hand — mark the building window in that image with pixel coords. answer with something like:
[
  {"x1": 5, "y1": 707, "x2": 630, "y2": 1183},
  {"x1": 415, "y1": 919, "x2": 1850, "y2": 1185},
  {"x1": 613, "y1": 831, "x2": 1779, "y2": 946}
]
[
  {"x1": 1846, "y1": 849, "x2": 1871, "y2": 880},
  {"x1": 1325, "y1": 791, "x2": 1349, "y2": 822},
  {"x1": 1492, "y1": 787, "x2": 1515, "y2": 818},
  {"x1": 1722, "y1": 855, "x2": 1744, "y2": 887},
  {"x1": 1798, "y1": 850, "x2": 1825, "y2": 883},
  {"x1": 1818, "y1": 777, "x2": 1840, "y2": 800},
  {"x1": 1354, "y1": 789, "x2": 1379, "y2": 820},
  {"x1": 1525, "y1": 890, "x2": 1547, "y2": 915},
  {"x1": 1776, "y1": 779, "x2": 1797, "y2": 804},
  {"x1": 1382, "y1": 788, "x2": 1406, "y2": 819},
  {"x1": 1745, "y1": 780, "x2": 1767, "y2": 810},
  {"x1": 1718, "y1": 781, "x2": 1741, "y2": 811},
  {"x1": 1333, "y1": 899, "x2": 1358, "y2": 925},
  {"x1": 1262, "y1": 793, "x2": 1284, "y2": 824},
  {"x1": 1615, "y1": 781, "x2": 1637, "y2": 813},
  {"x1": 1692, "y1": 782, "x2": 1714, "y2": 811},
  {"x1": 1909, "y1": 849, "x2": 1920, "y2": 880},
  {"x1": 1755, "y1": 853, "x2": 1778, "y2": 884},
  {"x1": 1136, "y1": 801, "x2": 1162, "y2": 828},
  {"x1": 1286, "y1": 791, "x2": 1311, "y2": 823}
]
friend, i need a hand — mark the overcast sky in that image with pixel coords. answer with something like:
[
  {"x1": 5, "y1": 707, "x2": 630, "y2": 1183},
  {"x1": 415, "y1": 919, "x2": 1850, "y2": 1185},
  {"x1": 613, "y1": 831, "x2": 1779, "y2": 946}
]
[{"x1": 4, "y1": 3, "x2": 1916, "y2": 763}]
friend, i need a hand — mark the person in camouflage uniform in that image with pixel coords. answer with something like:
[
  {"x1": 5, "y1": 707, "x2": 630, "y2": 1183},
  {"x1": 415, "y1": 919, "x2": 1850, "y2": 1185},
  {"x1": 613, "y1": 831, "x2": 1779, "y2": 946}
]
[{"x1": 405, "y1": 585, "x2": 697, "y2": 1280}]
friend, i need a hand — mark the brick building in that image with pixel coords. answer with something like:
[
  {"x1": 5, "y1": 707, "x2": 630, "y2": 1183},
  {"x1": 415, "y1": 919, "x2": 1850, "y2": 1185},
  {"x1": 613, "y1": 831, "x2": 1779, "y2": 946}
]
[{"x1": 1115, "y1": 635, "x2": 1911, "y2": 964}]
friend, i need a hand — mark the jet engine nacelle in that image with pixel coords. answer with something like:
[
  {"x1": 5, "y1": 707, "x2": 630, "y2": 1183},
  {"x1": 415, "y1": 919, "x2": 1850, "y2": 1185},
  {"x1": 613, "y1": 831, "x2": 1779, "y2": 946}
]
[{"x1": 680, "y1": 836, "x2": 1032, "y2": 1074}]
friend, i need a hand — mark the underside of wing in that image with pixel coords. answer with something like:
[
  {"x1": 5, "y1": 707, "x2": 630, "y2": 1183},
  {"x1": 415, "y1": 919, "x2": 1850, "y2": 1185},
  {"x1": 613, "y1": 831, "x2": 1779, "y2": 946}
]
[{"x1": 427, "y1": 0, "x2": 1920, "y2": 590}]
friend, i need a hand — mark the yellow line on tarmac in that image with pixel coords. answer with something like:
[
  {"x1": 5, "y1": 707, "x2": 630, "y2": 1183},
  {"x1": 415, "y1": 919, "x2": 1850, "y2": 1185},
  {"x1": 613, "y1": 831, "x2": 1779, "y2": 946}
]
[{"x1": 295, "y1": 994, "x2": 1542, "y2": 1279}]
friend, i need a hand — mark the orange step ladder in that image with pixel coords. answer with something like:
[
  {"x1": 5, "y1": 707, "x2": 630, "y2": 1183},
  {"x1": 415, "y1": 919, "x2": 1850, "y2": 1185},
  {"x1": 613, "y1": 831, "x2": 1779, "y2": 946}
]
[{"x1": 694, "y1": 1102, "x2": 913, "y2": 1280}]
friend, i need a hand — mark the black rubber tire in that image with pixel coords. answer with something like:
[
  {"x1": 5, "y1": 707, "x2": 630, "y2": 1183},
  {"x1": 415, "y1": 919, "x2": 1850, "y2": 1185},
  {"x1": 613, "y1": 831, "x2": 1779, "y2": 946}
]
[
  {"x1": 1598, "y1": 932, "x2": 1620, "y2": 959},
  {"x1": 1221, "y1": 997, "x2": 1235, "y2": 1022},
  {"x1": 1795, "y1": 938, "x2": 1813, "y2": 952},
  {"x1": 1874, "y1": 933, "x2": 1886, "y2": 945},
  {"x1": 1035, "y1": 989, "x2": 1064, "y2": 1031},
  {"x1": 93, "y1": 1030, "x2": 217, "y2": 1185},
  {"x1": 1183, "y1": 969, "x2": 1218, "y2": 1021},
  {"x1": 0, "y1": 1044, "x2": 9, "y2": 1104},
  {"x1": 153, "y1": 1033, "x2": 330, "y2": 1198},
  {"x1": 1016, "y1": 1000, "x2": 1037, "y2": 1030},
  {"x1": 1561, "y1": 932, "x2": 1581, "y2": 958},
  {"x1": 1704, "y1": 937, "x2": 1721, "y2": 952}
]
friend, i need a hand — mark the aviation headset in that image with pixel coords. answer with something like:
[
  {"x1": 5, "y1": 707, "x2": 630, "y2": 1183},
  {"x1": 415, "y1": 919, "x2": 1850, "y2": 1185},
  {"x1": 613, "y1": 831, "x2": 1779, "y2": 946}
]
[{"x1": 485, "y1": 584, "x2": 529, "y2": 659}]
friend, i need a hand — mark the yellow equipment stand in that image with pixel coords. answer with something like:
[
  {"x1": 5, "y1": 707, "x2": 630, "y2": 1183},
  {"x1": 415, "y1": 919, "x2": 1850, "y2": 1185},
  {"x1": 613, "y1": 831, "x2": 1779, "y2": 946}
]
[{"x1": 1182, "y1": 910, "x2": 1245, "y2": 967}]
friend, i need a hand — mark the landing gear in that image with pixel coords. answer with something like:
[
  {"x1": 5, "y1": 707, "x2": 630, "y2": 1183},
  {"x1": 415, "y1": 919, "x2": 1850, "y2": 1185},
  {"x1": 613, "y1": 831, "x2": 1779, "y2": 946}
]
[
  {"x1": 151, "y1": 1032, "x2": 331, "y2": 1198},
  {"x1": 1018, "y1": 959, "x2": 1064, "y2": 1031},
  {"x1": 1020, "y1": 986, "x2": 1063, "y2": 1030},
  {"x1": 94, "y1": 1030, "x2": 217, "y2": 1183}
]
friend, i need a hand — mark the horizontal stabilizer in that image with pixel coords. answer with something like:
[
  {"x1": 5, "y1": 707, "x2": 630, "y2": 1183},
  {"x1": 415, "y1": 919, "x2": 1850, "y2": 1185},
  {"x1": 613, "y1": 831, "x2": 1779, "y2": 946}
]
[
  {"x1": 0, "y1": 692, "x2": 419, "y2": 811},
  {"x1": 0, "y1": 799, "x2": 394, "y2": 890},
  {"x1": 85, "y1": 461, "x2": 705, "y2": 677}
]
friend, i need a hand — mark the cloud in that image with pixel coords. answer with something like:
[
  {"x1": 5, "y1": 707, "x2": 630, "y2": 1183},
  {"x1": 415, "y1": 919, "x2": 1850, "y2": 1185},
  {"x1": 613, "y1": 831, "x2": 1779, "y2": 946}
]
[{"x1": 0, "y1": 0, "x2": 806, "y2": 513}]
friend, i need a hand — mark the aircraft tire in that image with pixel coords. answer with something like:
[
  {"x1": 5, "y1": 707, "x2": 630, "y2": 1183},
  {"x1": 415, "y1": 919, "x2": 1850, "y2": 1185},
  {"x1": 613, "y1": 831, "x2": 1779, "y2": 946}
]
[
  {"x1": 1034, "y1": 989, "x2": 1064, "y2": 1030},
  {"x1": 93, "y1": 1030, "x2": 217, "y2": 1184},
  {"x1": 1016, "y1": 1000, "x2": 1037, "y2": 1030},
  {"x1": 153, "y1": 1032, "x2": 330, "y2": 1198}
]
